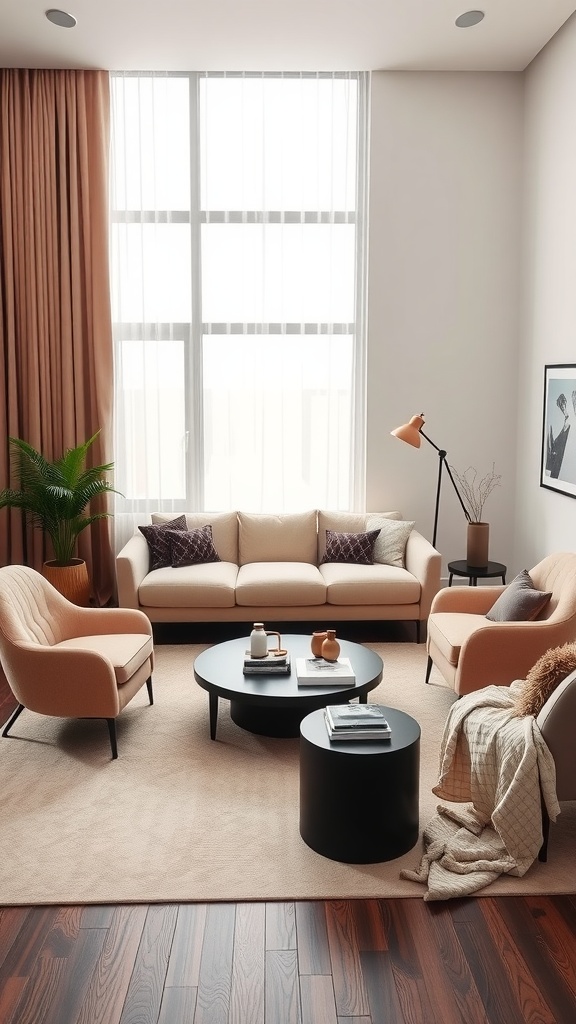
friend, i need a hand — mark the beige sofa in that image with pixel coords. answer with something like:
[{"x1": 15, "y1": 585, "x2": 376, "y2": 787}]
[{"x1": 116, "y1": 509, "x2": 441, "y2": 641}]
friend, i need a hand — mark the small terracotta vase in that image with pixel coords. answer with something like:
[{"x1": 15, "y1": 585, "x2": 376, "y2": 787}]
[
  {"x1": 321, "y1": 629, "x2": 340, "y2": 662},
  {"x1": 311, "y1": 631, "x2": 328, "y2": 658}
]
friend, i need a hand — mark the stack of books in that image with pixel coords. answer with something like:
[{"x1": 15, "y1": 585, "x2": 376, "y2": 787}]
[
  {"x1": 324, "y1": 703, "x2": 391, "y2": 741},
  {"x1": 295, "y1": 656, "x2": 355, "y2": 686},
  {"x1": 243, "y1": 650, "x2": 291, "y2": 675}
]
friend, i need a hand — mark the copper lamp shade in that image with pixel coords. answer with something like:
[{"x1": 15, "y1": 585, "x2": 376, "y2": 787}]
[{"x1": 390, "y1": 414, "x2": 425, "y2": 448}]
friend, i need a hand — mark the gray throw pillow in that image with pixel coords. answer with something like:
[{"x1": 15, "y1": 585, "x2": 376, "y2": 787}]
[
  {"x1": 367, "y1": 516, "x2": 415, "y2": 568},
  {"x1": 138, "y1": 515, "x2": 187, "y2": 571},
  {"x1": 485, "y1": 569, "x2": 552, "y2": 622}
]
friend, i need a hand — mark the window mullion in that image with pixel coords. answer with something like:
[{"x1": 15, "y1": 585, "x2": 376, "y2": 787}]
[{"x1": 188, "y1": 72, "x2": 204, "y2": 509}]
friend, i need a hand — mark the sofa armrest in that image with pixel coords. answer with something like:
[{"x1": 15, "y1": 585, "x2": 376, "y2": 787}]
[
  {"x1": 456, "y1": 619, "x2": 576, "y2": 694},
  {"x1": 404, "y1": 530, "x2": 441, "y2": 619},
  {"x1": 7, "y1": 644, "x2": 122, "y2": 717},
  {"x1": 431, "y1": 585, "x2": 506, "y2": 615},
  {"x1": 116, "y1": 534, "x2": 150, "y2": 609}
]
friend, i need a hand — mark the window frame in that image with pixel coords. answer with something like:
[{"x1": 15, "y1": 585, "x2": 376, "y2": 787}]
[{"x1": 111, "y1": 71, "x2": 368, "y2": 513}]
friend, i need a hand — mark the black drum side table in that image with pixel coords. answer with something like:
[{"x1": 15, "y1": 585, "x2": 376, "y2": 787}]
[
  {"x1": 299, "y1": 707, "x2": 420, "y2": 863},
  {"x1": 447, "y1": 560, "x2": 507, "y2": 587}
]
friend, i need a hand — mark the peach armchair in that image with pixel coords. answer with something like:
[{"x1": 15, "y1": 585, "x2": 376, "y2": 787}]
[
  {"x1": 425, "y1": 552, "x2": 576, "y2": 696},
  {"x1": 0, "y1": 565, "x2": 154, "y2": 759}
]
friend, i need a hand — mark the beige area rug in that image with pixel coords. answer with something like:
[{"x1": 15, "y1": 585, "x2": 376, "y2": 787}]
[{"x1": 1, "y1": 642, "x2": 575, "y2": 905}]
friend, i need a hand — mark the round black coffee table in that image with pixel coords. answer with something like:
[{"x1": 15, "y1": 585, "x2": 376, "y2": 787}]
[
  {"x1": 299, "y1": 706, "x2": 420, "y2": 863},
  {"x1": 193, "y1": 635, "x2": 383, "y2": 739}
]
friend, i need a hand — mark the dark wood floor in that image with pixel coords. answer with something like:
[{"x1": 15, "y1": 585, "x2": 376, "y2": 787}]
[
  {"x1": 1, "y1": 623, "x2": 575, "y2": 1024},
  {"x1": 1, "y1": 897, "x2": 576, "y2": 1023}
]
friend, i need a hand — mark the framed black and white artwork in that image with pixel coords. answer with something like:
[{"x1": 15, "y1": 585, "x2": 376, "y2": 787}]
[{"x1": 541, "y1": 363, "x2": 576, "y2": 498}]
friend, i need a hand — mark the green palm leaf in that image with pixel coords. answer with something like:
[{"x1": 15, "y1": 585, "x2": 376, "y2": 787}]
[{"x1": 0, "y1": 431, "x2": 122, "y2": 565}]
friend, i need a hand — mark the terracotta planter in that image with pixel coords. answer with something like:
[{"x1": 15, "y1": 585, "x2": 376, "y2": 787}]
[
  {"x1": 466, "y1": 523, "x2": 489, "y2": 569},
  {"x1": 43, "y1": 558, "x2": 91, "y2": 606}
]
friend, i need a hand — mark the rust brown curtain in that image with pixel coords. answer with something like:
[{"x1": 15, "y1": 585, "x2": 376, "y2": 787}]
[{"x1": 0, "y1": 69, "x2": 114, "y2": 604}]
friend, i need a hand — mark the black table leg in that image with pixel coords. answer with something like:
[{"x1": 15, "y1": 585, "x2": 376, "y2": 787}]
[{"x1": 209, "y1": 692, "x2": 218, "y2": 740}]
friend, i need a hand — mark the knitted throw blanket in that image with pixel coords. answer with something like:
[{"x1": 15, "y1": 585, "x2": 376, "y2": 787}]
[{"x1": 401, "y1": 681, "x2": 560, "y2": 900}]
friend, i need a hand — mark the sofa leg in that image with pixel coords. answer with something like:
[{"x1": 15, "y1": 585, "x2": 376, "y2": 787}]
[
  {"x1": 2, "y1": 702, "x2": 25, "y2": 737},
  {"x1": 425, "y1": 656, "x2": 433, "y2": 685},
  {"x1": 415, "y1": 621, "x2": 421, "y2": 644}
]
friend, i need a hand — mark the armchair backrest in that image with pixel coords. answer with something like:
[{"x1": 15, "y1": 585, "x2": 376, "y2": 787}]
[
  {"x1": 529, "y1": 552, "x2": 576, "y2": 624},
  {"x1": 0, "y1": 565, "x2": 77, "y2": 649}
]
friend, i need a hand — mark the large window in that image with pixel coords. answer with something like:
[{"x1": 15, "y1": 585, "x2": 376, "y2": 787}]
[{"x1": 110, "y1": 72, "x2": 369, "y2": 542}]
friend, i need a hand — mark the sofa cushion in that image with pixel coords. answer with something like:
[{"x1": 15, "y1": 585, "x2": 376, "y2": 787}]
[
  {"x1": 485, "y1": 569, "x2": 552, "y2": 622},
  {"x1": 238, "y1": 511, "x2": 318, "y2": 566},
  {"x1": 322, "y1": 528, "x2": 380, "y2": 565},
  {"x1": 165, "y1": 525, "x2": 221, "y2": 567},
  {"x1": 366, "y1": 516, "x2": 415, "y2": 568},
  {"x1": 139, "y1": 515, "x2": 187, "y2": 571},
  {"x1": 317, "y1": 510, "x2": 401, "y2": 563},
  {"x1": 235, "y1": 562, "x2": 326, "y2": 606},
  {"x1": 152, "y1": 511, "x2": 239, "y2": 563},
  {"x1": 139, "y1": 562, "x2": 238, "y2": 608},
  {"x1": 319, "y1": 563, "x2": 421, "y2": 606}
]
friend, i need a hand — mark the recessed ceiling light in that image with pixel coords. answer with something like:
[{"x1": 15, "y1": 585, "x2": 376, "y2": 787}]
[
  {"x1": 455, "y1": 10, "x2": 485, "y2": 29},
  {"x1": 45, "y1": 9, "x2": 77, "y2": 29}
]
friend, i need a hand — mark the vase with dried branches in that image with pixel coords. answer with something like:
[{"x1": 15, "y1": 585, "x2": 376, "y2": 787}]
[{"x1": 448, "y1": 463, "x2": 502, "y2": 567}]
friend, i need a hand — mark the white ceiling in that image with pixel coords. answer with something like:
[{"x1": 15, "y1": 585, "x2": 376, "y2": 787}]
[{"x1": 1, "y1": 1, "x2": 575, "y2": 73}]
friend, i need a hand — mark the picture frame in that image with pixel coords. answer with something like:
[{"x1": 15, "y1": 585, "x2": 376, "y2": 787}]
[{"x1": 541, "y1": 363, "x2": 576, "y2": 498}]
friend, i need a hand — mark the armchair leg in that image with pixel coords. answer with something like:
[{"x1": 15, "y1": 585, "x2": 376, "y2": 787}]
[
  {"x1": 146, "y1": 676, "x2": 154, "y2": 705},
  {"x1": 2, "y1": 703, "x2": 25, "y2": 737},
  {"x1": 106, "y1": 718, "x2": 118, "y2": 760},
  {"x1": 425, "y1": 656, "x2": 433, "y2": 685},
  {"x1": 538, "y1": 790, "x2": 550, "y2": 863},
  {"x1": 415, "y1": 621, "x2": 421, "y2": 644}
]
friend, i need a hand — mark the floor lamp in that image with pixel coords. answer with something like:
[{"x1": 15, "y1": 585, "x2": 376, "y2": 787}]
[{"x1": 391, "y1": 414, "x2": 471, "y2": 547}]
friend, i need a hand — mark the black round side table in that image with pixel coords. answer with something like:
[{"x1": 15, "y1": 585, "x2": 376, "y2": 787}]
[
  {"x1": 299, "y1": 707, "x2": 420, "y2": 863},
  {"x1": 447, "y1": 560, "x2": 507, "y2": 587}
]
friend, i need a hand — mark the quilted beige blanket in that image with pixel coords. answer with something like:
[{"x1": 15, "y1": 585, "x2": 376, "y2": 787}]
[{"x1": 401, "y1": 681, "x2": 560, "y2": 900}]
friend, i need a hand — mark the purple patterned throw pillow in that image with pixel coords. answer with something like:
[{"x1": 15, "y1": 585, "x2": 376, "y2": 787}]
[
  {"x1": 165, "y1": 525, "x2": 221, "y2": 567},
  {"x1": 138, "y1": 515, "x2": 187, "y2": 571},
  {"x1": 322, "y1": 528, "x2": 380, "y2": 565}
]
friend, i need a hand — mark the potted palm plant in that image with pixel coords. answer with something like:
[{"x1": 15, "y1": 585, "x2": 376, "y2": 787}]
[{"x1": 0, "y1": 431, "x2": 119, "y2": 604}]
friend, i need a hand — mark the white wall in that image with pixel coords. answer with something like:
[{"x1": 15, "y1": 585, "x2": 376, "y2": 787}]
[
  {"x1": 367, "y1": 72, "x2": 524, "y2": 577},
  {"x1": 516, "y1": 13, "x2": 576, "y2": 570}
]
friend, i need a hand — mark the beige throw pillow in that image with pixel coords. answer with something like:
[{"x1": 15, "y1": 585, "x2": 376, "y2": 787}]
[{"x1": 366, "y1": 516, "x2": 415, "y2": 568}]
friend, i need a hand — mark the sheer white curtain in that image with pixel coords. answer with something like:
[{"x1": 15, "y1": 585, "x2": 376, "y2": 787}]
[{"x1": 110, "y1": 72, "x2": 369, "y2": 552}]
